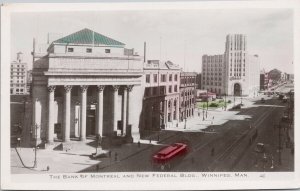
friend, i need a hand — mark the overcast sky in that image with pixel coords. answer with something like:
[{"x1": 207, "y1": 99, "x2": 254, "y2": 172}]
[{"x1": 11, "y1": 8, "x2": 293, "y2": 73}]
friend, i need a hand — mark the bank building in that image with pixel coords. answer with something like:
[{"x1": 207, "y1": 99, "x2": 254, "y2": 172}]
[{"x1": 31, "y1": 28, "x2": 144, "y2": 145}]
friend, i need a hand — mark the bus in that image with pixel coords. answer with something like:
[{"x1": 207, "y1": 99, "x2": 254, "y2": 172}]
[{"x1": 152, "y1": 143, "x2": 188, "y2": 170}]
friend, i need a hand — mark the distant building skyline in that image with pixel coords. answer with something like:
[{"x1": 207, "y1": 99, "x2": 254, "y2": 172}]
[{"x1": 11, "y1": 9, "x2": 293, "y2": 73}]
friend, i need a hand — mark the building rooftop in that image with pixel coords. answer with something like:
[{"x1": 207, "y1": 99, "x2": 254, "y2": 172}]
[
  {"x1": 144, "y1": 60, "x2": 181, "y2": 70},
  {"x1": 53, "y1": 28, "x2": 125, "y2": 46}
]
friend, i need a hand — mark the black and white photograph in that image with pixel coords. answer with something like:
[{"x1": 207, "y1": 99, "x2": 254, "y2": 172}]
[{"x1": 1, "y1": 1, "x2": 299, "y2": 190}]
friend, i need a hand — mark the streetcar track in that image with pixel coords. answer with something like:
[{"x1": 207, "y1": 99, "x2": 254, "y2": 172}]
[{"x1": 206, "y1": 106, "x2": 277, "y2": 170}]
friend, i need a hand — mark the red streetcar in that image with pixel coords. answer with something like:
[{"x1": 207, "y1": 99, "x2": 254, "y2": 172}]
[{"x1": 152, "y1": 143, "x2": 188, "y2": 170}]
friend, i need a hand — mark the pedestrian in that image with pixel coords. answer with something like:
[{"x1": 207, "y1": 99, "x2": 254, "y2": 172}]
[
  {"x1": 149, "y1": 138, "x2": 152, "y2": 144},
  {"x1": 46, "y1": 166, "x2": 50, "y2": 171},
  {"x1": 211, "y1": 147, "x2": 215, "y2": 156},
  {"x1": 138, "y1": 141, "x2": 141, "y2": 148}
]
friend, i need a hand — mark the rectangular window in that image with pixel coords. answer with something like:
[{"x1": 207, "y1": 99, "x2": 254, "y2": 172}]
[
  {"x1": 160, "y1": 86, "x2": 165, "y2": 95},
  {"x1": 174, "y1": 74, "x2": 178, "y2": 81},
  {"x1": 169, "y1": 74, "x2": 172, "y2": 82},
  {"x1": 161, "y1": 74, "x2": 166, "y2": 82},
  {"x1": 153, "y1": 74, "x2": 158, "y2": 83},
  {"x1": 169, "y1": 86, "x2": 172, "y2": 93},
  {"x1": 174, "y1": 85, "x2": 178, "y2": 92},
  {"x1": 86, "y1": 48, "x2": 92, "y2": 53},
  {"x1": 67, "y1": 48, "x2": 74, "y2": 52},
  {"x1": 146, "y1": 74, "x2": 150, "y2": 83},
  {"x1": 105, "y1": 49, "x2": 111, "y2": 53}
]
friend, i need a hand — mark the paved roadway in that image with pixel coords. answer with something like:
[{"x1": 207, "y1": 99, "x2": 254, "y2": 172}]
[{"x1": 83, "y1": 83, "x2": 293, "y2": 172}]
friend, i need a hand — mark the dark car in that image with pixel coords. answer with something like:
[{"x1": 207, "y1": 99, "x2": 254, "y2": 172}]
[
  {"x1": 232, "y1": 104, "x2": 241, "y2": 110},
  {"x1": 261, "y1": 98, "x2": 265, "y2": 103}
]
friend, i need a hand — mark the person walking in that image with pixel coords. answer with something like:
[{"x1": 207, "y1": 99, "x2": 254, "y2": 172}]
[{"x1": 138, "y1": 141, "x2": 141, "y2": 148}]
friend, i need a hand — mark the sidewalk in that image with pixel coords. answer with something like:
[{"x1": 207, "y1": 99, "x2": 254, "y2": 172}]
[
  {"x1": 167, "y1": 96, "x2": 261, "y2": 132},
  {"x1": 11, "y1": 136, "x2": 169, "y2": 174}
]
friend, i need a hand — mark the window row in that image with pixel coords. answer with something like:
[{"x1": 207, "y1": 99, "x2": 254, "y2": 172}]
[
  {"x1": 146, "y1": 73, "x2": 178, "y2": 83},
  {"x1": 67, "y1": 47, "x2": 111, "y2": 54}
]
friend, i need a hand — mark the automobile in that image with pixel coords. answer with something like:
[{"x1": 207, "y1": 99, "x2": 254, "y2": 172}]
[
  {"x1": 281, "y1": 115, "x2": 289, "y2": 122},
  {"x1": 278, "y1": 94, "x2": 284, "y2": 100},
  {"x1": 254, "y1": 143, "x2": 265, "y2": 153},
  {"x1": 282, "y1": 97, "x2": 288, "y2": 103},
  {"x1": 232, "y1": 104, "x2": 241, "y2": 110},
  {"x1": 261, "y1": 98, "x2": 265, "y2": 103}
]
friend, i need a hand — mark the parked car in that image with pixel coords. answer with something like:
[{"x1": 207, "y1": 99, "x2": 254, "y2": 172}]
[
  {"x1": 232, "y1": 104, "x2": 241, "y2": 110},
  {"x1": 281, "y1": 115, "x2": 289, "y2": 122},
  {"x1": 261, "y1": 98, "x2": 265, "y2": 103},
  {"x1": 254, "y1": 143, "x2": 265, "y2": 153}
]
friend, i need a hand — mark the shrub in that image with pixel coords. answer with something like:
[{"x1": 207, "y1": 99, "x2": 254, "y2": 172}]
[
  {"x1": 218, "y1": 100, "x2": 223, "y2": 103},
  {"x1": 209, "y1": 103, "x2": 219, "y2": 107},
  {"x1": 227, "y1": 100, "x2": 232, "y2": 103}
]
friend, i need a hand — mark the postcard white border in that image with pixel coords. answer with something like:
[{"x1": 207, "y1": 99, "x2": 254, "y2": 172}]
[{"x1": 1, "y1": 1, "x2": 300, "y2": 190}]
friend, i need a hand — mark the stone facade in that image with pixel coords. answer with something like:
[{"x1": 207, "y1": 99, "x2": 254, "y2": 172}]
[
  {"x1": 179, "y1": 72, "x2": 197, "y2": 122},
  {"x1": 31, "y1": 29, "x2": 144, "y2": 145},
  {"x1": 141, "y1": 60, "x2": 181, "y2": 131},
  {"x1": 10, "y1": 52, "x2": 28, "y2": 95},
  {"x1": 202, "y1": 34, "x2": 260, "y2": 96}
]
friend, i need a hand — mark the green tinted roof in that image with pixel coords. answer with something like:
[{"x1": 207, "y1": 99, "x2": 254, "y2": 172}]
[{"x1": 53, "y1": 28, "x2": 125, "y2": 46}]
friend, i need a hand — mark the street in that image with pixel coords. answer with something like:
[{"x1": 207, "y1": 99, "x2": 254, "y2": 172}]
[
  {"x1": 11, "y1": 83, "x2": 294, "y2": 173},
  {"x1": 81, "y1": 83, "x2": 294, "y2": 173}
]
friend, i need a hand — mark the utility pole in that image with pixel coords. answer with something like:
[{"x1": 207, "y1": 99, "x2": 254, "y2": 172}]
[
  {"x1": 206, "y1": 91, "x2": 208, "y2": 118},
  {"x1": 224, "y1": 93, "x2": 227, "y2": 111},
  {"x1": 240, "y1": 89, "x2": 243, "y2": 105},
  {"x1": 33, "y1": 124, "x2": 38, "y2": 168},
  {"x1": 278, "y1": 123, "x2": 282, "y2": 165}
]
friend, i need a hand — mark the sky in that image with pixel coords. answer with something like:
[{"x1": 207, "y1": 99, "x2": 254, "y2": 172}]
[{"x1": 11, "y1": 8, "x2": 294, "y2": 73}]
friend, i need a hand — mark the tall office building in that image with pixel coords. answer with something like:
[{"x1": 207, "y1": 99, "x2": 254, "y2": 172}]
[
  {"x1": 10, "y1": 52, "x2": 28, "y2": 95},
  {"x1": 202, "y1": 34, "x2": 260, "y2": 96}
]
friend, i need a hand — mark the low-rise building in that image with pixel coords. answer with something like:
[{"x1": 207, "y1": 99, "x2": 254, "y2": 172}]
[
  {"x1": 179, "y1": 72, "x2": 197, "y2": 122},
  {"x1": 141, "y1": 60, "x2": 181, "y2": 131}
]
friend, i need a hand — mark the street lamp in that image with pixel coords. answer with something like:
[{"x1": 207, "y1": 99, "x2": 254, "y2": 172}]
[
  {"x1": 240, "y1": 89, "x2": 243, "y2": 105},
  {"x1": 206, "y1": 91, "x2": 208, "y2": 118},
  {"x1": 33, "y1": 123, "x2": 39, "y2": 168},
  {"x1": 224, "y1": 93, "x2": 227, "y2": 111}
]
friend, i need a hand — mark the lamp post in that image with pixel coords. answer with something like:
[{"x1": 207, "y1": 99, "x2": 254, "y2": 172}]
[
  {"x1": 240, "y1": 89, "x2": 243, "y2": 105},
  {"x1": 277, "y1": 123, "x2": 282, "y2": 165},
  {"x1": 206, "y1": 91, "x2": 208, "y2": 118},
  {"x1": 202, "y1": 105, "x2": 205, "y2": 121},
  {"x1": 33, "y1": 123, "x2": 38, "y2": 168},
  {"x1": 224, "y1": 93, "x2": 227, "y2": 111}
]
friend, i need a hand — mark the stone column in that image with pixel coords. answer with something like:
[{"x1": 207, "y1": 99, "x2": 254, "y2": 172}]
[
  {"x1": 47, "y1": 85, "x2": 56, "y2": 143},
  {"x1": 176, "y1": 98, "x2": 180, "y2": 123},
  {"x1": 63, "y1": 85, "x2": 72, "y2": 142},
  {"x1": 80, "y1": 85, "x2": 88, "y2": 141},
  {"x1": 112, "y1": 85, "x2": 120, "y2": 133},
  {"x1": 164, "y1": 100, "x2": 168, "y2": 128},
  {"x1": 33, "y1": 98, "x2": 41, "y2": 144},
  {"x1": 96, "y1": 85, "x2": 105, "y2": 137},
  {"x1": 122, "y1": 86, "x2": 128, "y2": 136},
  {"x1": 127, "y1": 85, "x2": 136, "y2": 139},
  {"x1": 170, "y1": 99, "x2": 174, "y2": 122}
]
